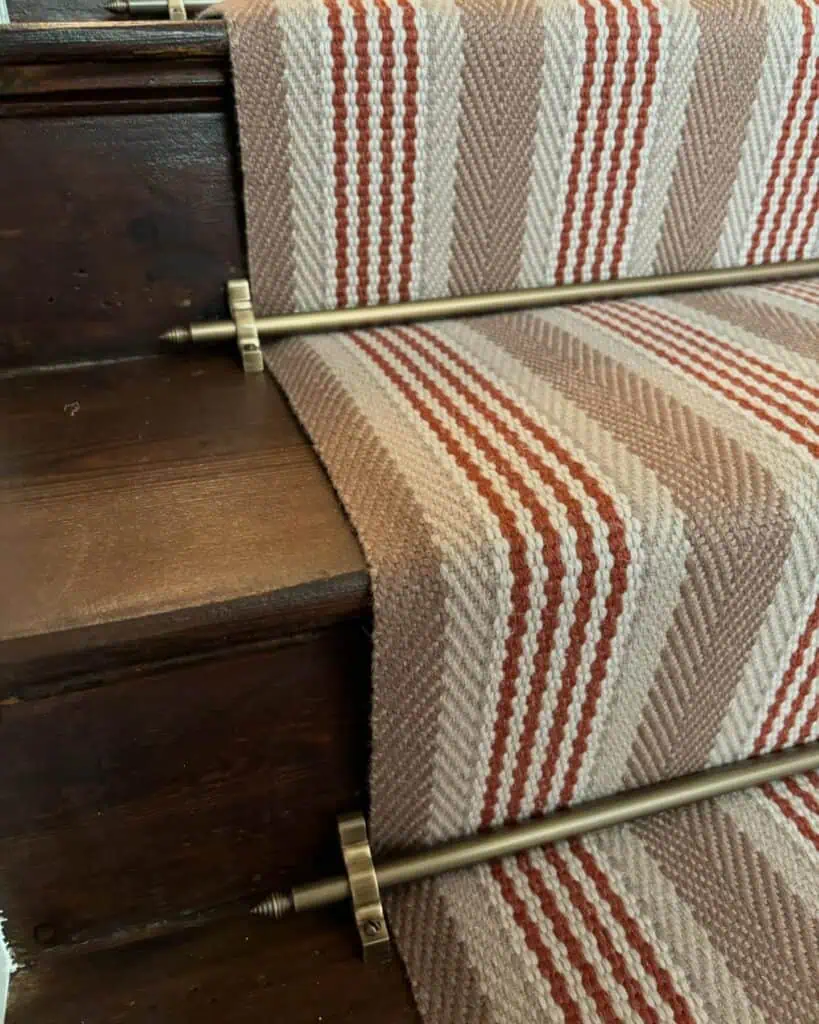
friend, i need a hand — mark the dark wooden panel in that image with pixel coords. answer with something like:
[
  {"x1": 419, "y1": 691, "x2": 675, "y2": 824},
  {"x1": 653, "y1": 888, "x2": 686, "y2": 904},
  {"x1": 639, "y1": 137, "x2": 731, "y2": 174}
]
[
  {"x1": 0, "y1": 629, "x2": 371, "y2": 964},
  {"x1": 7, "y1": 911, "x2": 419, "y2": 1024},
  {"x1": 0, "y1": 109, "x2": 243, "y2": 368},
  {"x1": 0, "y1": 357, "x2": 368, "y2": 696},
  {"x1": 0, "y1": 22, "x2": 228, "y2": 58}
]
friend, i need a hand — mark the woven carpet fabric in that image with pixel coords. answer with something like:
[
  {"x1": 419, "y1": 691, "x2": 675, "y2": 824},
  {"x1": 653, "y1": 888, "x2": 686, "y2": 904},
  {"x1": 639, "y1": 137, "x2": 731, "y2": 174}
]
[
  {"x1": 225, "y1": 0, "x2": 819, "y2": 321},
  {"x1": 223, "y1": 0, "x2": 819, "y2": 1019},
  {"x1": 262, "y1": 279, "x2": 819, "y2": 1021}
]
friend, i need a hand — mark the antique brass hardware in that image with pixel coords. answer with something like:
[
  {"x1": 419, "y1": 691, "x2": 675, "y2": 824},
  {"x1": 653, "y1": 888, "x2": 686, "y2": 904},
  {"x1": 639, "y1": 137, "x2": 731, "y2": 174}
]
[
  {"x1": 252, "y1": 743, "x2": 819, "y2": 959},
  {"x1": 337, "y1": 813, "x2": 391, "y2": 964},
  {"x1": 106, "y1": 0, "x2": 219, "y2": 16},
  {"x1": 163, "y1": 258, "x2": 819, "y2": 350},
  {"x1": 227, "y1": 279, "x2": 264, "y2": 374}
]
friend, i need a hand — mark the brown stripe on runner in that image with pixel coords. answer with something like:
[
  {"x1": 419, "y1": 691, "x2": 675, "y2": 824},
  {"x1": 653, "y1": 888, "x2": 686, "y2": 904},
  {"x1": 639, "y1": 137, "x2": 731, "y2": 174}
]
[
  {"x1": 223, "y1": 0, "x2": 296, "y2": 314},
  {"x1": 634, "y1": 797, "x2": 819, "y2": 1020},
  {"x1": 479, "y1": 308, "x2": 792, "y2": 782},
  {"x1": 655, "y1": 0, "x2": 768, "y2": 273},
  {"x1": 674, "y1": 287, "x2": 819, "y2": 362},
  {"x1": 449, "y1": 0, "x2": 545, "y2": 294}
]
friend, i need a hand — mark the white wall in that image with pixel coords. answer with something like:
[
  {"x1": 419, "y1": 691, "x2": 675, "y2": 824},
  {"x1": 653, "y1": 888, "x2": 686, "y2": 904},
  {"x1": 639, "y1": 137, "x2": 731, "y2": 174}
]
[{"x1": 0, "y1": 915, "x2": 15, "y2": 1022}]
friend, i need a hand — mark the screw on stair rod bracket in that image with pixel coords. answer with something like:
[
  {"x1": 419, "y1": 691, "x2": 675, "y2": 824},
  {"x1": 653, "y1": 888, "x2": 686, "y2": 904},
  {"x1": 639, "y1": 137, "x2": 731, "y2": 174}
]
[
  {"x1": 251, "y1": 743, "x2": 819, "y2": 961},
  {"x1": 162, "y1": 259, "x2": 819, "y2": 353}
]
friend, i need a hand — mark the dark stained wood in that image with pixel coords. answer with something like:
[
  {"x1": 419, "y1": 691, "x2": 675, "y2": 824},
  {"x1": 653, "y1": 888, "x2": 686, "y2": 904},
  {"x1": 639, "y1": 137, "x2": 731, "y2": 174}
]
[
  {"x1": 7, "y1": 912, "x2": 419, "y2": 1024},
  {"x1": 0, "y1": 630, "x2": 371, "y2": 965},
  {"x1": 0, "y1": 356, "x2": 372, "y2": 965},
  {"x1": 0, "y1": 23, "x2": 239, "y2": 369},
  {"x1": 0, "y1": 22, "x2": 229, "y2": 61},
  {"x1": 0, "y1": 356, "x2": 368, "y2": 697},
  {"x1": 0, "y1": 112, "x2": 243, "y2": 368}
]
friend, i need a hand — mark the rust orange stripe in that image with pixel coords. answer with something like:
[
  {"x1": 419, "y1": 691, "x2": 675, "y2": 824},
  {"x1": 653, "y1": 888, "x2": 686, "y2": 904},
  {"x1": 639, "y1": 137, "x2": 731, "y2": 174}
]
[
  {"x1": 325, "y1": 0, "x2": 350, "y2": 308},
  {"x1": 570, "y1": 840, "x2": 696, "y2": 1024},
  {"x1": 519, "y1": 852, "x2": 621, "y2": 1021},
  {"x1": 555, "y1": 0, "x2": 599, "y2": 286},
  {"x1": 755, "y1": 594, "x2": 819, "y2": 753},
  {"x1": 492, "y1": 862, "x2": 583, "y2": 1022},
  {"x1": 573, "y1": 0, "x2": 620, "y2": 282},
  {"x1": 397, "y1": 0, "x2": 419, "y2": 302},
  {"x1": 748, "y1": 0, "x2": 815, "y2": 264},
  {"x1": 351, "y1": 0, "x2": 372, "y2": 306},
  {"x1": 610, "y1": 0, "x2": 661, "y2": 278},
  {"x1": 411, "y1": 323, "x2": 630, "y2": 815},
  {"x1": 592, "y1": 0, "x2": 641, "y2": 281},
  {"x1": 545, "y1": 847, "x2": 661, "y2": 1023},
  {"x1": 375, "y1": 0, "x2": 396, "y2": 304}
]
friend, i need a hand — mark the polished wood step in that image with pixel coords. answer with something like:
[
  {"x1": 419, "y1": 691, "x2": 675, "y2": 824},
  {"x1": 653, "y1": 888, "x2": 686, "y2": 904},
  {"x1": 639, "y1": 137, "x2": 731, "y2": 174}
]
[{"x1": 7, "y1": 910, "x2": 420, "y2": 1023}]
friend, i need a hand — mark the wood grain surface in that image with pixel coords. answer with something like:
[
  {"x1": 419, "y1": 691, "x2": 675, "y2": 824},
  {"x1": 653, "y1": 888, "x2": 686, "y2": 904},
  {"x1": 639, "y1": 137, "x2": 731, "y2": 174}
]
[
  {"x1": 0, "y1": 356, "x2": 368, "y2": 694},
  {"x1": 7, "y1": 911, "x2": 419, "y2": 1024}
]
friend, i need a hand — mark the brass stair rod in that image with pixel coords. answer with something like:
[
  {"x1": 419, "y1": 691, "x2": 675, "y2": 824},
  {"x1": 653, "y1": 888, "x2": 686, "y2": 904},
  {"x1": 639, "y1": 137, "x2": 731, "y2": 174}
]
[
  {"x1": 165, "y1": 258, "x2": 819, "y2": 347},
  {"x1": 254, "y1": 742, "x2": 819, "y2": 919},
  {"x1": 106, "y1": 0, "x2": 218, "y2": 14}
]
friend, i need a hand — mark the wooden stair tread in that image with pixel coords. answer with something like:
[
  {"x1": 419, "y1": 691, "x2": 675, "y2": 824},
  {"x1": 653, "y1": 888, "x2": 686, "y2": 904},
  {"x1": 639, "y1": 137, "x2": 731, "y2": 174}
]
[
  {"x1": 7, "y1": 911, "x2": 420, "y2": 1023},
  {"x1": 0, "y1": 354, "x2": 369, "y2": 695}
]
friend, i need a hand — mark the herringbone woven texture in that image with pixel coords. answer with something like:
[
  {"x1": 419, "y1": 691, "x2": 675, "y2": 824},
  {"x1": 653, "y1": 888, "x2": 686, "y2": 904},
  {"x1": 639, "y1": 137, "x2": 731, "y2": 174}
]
[{"x1": 224, "y1": 2, "x2": 819, "y2": 1020}]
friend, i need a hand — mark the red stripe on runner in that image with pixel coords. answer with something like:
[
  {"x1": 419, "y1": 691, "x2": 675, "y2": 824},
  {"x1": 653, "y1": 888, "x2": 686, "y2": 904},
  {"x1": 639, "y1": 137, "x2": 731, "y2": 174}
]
[
  {"x1": 762, "y1": 782, "x2": 819, "y2": 850},
  {"x1": 780, "y1": 68, "x2": 819, "y2": 257},
  {"x1": 796, "y1": 692, "x2": 819, "y2": 743},
  {"x1": 795, "y1": 173, "x2": 819, "y2": 258},
  {"x1": 519, "y1": 853, "x2": 621, "y2": 1021},
  {"x1": 637, "y1": 303, "x2": 819, "y2": 406},
  {"x1": 397, "y1": 0, "x2": 419, "y2": 302},
  {"x1": 570, "y1": 840, "x2": 696, "y2": 1024},
  {"x1": 325, "y1": 0, "x2": 350, "y2": 307},
  {"x1": 492, "y1": 862, "x2": 583, "y2": 1022},
  {"x1": 747, "y1": 0, "x2": 815, "y2": 264},
  {"x1": 755, "y1": 595, "x2": 819, "y2": 753},
  {"x1": 351, "y1": 0, "x2": 372, "y2": 306},
  {"x1": 380, "y1": 326, "x2": 566, "y2": 827},
  {"x1": 412, "y1": 324, "x2": 629, "y2": 814},
  {"x1": 602, "y1": 301, "x2": 819, "y2": 436},
  {"x1": 375, "y1": 0, "x2": 396, "y2": 304},
  {"x1": 763, "y1": 1, "x2": 819, "y2": 262},
  {"x1": 555, "y1": 0, "x2": 599, "y2": 286},
  {"x1": 610, "y1": 0, "x2": 661, "y2": 278},
  {"x1": 785, "y1": 775, "x2": 819, "y2": 816},
  {"x1": 775, "y1": 642, "x2": 819, "y2": 750},
  {"x1": 351, "y1": 329, "x2": 534, "y2": 826},
  {"x1": 573, "y1": 0, "x2": 620, "y2": 282},
  {"x1": 581, "y1": 304, "x2": 819, "y2": 458},
  {"x1": 592, "y1": 0, "x2": 641, "y2": 281},
  {"x1": 545, "y1": 847, "x2": 661, "y2": 1023}
]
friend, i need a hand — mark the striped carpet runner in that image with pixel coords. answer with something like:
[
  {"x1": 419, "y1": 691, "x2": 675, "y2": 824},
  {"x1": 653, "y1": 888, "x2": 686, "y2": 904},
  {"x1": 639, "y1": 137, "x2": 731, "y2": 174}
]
[{"x1": 225, "y1": 1, "x2": 819, "y2": 1020}]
